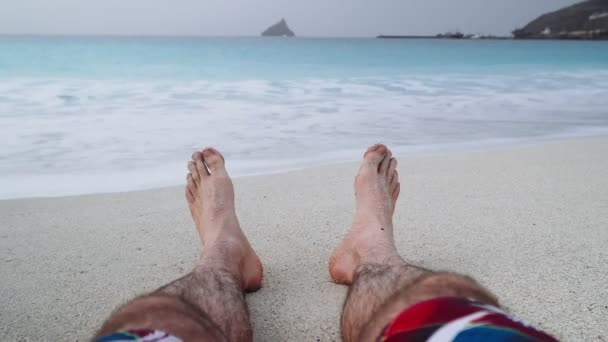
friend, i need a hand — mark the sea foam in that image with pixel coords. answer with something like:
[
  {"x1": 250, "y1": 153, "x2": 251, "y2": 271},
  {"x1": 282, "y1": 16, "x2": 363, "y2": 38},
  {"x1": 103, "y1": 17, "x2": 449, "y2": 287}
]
[{"x1": 1, "y1": 71, "x2": 608, "y2": 199}]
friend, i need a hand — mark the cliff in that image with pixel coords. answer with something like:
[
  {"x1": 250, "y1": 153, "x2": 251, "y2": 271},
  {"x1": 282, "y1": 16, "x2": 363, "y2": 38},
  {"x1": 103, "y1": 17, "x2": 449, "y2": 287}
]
[
  {"x1": 261, "y1": 19, "x2": 295, "y2": 37},
  {"x1": 513, "y1": 0, "x2": 608, "y2": 39}
]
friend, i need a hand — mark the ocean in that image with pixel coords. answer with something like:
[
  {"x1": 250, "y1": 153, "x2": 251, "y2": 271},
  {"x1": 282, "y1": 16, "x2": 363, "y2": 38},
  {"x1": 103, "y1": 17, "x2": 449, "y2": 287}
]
[{"x1": 1, "y1": 36, "x2": 608, "y2": 199}]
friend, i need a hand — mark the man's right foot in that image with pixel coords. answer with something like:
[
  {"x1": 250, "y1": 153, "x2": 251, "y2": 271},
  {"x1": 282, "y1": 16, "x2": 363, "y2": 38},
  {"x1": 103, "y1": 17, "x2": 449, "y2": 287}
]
[
  {"x1": 329, "y1": 144, "x2": 401, "y2": 285},
  {"x1": 186, "y1": 147, "x2": 263, "y2": 291}
]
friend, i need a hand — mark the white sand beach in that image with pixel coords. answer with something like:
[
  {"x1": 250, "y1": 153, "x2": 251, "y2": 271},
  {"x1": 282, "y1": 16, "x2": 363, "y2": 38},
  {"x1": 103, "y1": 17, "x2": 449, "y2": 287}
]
[{"x1": 1, "y1": 137, "x2": 607, "y2": 341}]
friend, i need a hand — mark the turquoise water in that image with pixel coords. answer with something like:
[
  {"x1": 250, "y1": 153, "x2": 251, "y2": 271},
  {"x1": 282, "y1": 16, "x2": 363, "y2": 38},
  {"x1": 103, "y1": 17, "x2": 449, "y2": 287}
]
[
  {"x1": 1, "y1": 37, "x2": 608, "y2": 198},
  {"x1": 2, "y1": 37, "x2": 608, "y2": 79}
]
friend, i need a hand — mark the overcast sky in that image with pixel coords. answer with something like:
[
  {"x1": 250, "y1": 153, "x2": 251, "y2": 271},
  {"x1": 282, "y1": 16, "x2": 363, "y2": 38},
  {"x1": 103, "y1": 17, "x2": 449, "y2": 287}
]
[{"x1": 0, "y1": 0, "x2": 579, "y2": 37}]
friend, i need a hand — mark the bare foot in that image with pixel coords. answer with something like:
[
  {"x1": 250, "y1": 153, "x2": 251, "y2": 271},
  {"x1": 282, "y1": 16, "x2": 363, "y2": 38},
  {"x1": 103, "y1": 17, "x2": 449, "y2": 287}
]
[
  {"x1": 186, "y1": 147, "x2": 263, "y2": 291},
  {"x1": 329, "y1": 144, "x2": 401, "y2": 285}
]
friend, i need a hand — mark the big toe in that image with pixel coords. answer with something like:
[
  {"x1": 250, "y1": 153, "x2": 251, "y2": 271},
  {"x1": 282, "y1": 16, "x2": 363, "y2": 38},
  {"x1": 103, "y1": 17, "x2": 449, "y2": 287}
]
[
  {"x1": 202, "y1": 147, "x2": 226, "y2": 174},
  {"x1": 363, "y1": 144, "x2": 389, "y2": 168}
]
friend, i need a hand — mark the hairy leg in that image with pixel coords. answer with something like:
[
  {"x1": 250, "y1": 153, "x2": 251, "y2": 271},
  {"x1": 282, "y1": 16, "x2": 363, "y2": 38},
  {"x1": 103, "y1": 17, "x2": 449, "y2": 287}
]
[
  {"x1": 357, "y1": 271, "x2": 498, "y2": 342},
  {"x1": 330, "y1": 144, "x2": 497, "y2": 342},
  {"x1": 95, "y1": 148, "x2": 263, "y2": 342}
]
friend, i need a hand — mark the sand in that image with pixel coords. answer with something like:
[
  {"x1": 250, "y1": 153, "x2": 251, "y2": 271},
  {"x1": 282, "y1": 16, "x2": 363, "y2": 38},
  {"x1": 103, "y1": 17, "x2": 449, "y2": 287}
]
[{"x1": 1, "y1": 137, "x2": 607, "y2": 341}]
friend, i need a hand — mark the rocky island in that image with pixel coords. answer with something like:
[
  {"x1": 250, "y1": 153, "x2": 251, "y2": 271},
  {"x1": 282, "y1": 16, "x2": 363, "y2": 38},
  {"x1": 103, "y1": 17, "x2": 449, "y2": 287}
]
[
  {"x1": 513, "y1": 0, "x2": 608, "y2": 39},
  {"x1": 261, "y1": 19, "x2": 295, "y2": 37}
]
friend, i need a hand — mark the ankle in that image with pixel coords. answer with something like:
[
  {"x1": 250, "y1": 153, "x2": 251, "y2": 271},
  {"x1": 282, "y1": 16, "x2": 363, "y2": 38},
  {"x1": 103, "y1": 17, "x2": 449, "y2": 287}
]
[
  {"x1": 203, "y1": 233, "x2": 247, "y2": 257},
  {"x1": 359, "y1": 248, "x2": 403, "y2": 266},
  {"x1": 352, "y1": 259, "x2": 412, "y2": 280},
  {"x1": 349, "y1": 229, "x2": 398, "y2": 258},
  {"x1": 193, "y1": 261, "x2": 246, "y2": 289},
  {"x1": 352, "y1": 215, "x2": 394, "y2": 233}
]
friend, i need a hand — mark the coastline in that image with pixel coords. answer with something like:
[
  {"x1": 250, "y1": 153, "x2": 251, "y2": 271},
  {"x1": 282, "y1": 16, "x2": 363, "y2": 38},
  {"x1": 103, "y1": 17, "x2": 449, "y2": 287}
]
[
  {"x1": 1, "y1": 136, "x2": 607, "y2": 341},
  {"x1": 376, "y1": 35, "x2": 608, "y2": 41},
  {"x1": 3, "y1": 131, "x2": 608, "y2": 200}
]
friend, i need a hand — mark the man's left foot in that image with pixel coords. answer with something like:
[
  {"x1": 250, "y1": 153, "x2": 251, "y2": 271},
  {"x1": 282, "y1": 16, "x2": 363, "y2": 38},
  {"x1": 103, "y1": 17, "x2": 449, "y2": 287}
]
[
  {"x1": 329, "y1": 144, "x2": 401, "y2": 285},
  {"x1": 186, "y1": 148, "x2": 263, "y2": 291}
]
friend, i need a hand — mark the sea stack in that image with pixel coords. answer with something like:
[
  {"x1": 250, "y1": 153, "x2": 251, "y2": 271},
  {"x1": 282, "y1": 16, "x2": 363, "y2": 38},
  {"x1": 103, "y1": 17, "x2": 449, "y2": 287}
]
[
  {"x1": 261, "y1": 19, "x2": 296, "y2": 37},
  {"x1": 513, "y1": 0, "x2": 608, "y2": 39}
]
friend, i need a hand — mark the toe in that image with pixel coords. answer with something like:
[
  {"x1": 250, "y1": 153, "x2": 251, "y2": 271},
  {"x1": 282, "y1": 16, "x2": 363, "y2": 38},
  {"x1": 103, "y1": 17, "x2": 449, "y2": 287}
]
[
  {"x1": 192, "y1": 151, "x2": 210, "y2": 177},
  {"x1": 390, "y1": 168, "x2": 399, "y2": 187},
  {"x1": 379, "y1": 150, "x2": 393, "y2": 175},
  {"x1": 388, "y1": 158, "x2": 397, "y2": 178},
  {"x1": 392, "y1": 183, "x2": 401, "y2": 204},
  {"x1": 188, "y1": 161, "x2": 200, "y2": 183},
  {"x1": 187, "y1": 173, "x2": 197, "y2": 195},
  {"x1": 390, "y1": 170, "x2": 398, "y2": 193},
  {"x1": 185, "y1": 185, "x2": 195, "y2": 203},
  {"x1": 363, "y1": 144, "x2": 388, "y2": 167},
  {"x1": 202, "y1": 147, "x2": 227, "y2": 174}
]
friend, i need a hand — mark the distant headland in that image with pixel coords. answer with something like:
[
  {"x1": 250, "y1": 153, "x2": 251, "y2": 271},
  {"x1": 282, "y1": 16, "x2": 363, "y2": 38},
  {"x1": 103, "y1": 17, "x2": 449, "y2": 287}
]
[
  {"x1": 378, "y1": 0, "x2": 608, "y2": 40},
  {"x1": 513, "y1": 0, "x2": 608, "y2": 39},
  {"x1": 261, "y1": 19, "x2": 295, "y2": 37}
]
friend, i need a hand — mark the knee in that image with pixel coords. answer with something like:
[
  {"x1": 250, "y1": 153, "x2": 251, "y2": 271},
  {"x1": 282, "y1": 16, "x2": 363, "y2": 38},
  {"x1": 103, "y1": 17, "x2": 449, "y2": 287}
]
[
  {"x1": 94, "y1": 295, "x2": 226, "y2": 342},
  {"x1": 411, "y1": 272, "x2": 499, "y2": 306},
  {"x1": 358, "y1": 273, "x2": 499, "y2": 342}
]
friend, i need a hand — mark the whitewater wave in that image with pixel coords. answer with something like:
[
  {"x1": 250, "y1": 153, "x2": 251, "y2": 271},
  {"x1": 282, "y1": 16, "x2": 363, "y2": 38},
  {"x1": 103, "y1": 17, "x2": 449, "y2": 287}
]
[{"x1": 1, "y1": 71, "x2": 608, "y2": 198}]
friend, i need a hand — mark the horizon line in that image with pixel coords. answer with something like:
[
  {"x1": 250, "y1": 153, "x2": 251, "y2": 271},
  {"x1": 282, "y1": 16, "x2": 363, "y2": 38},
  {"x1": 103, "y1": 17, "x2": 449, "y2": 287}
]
[
  {"x1": 0, "y1": 31, "x2": 512, "y2": 39},
  {"x1": 0, "y1": 33, "x2": 378, "y2": 39}
]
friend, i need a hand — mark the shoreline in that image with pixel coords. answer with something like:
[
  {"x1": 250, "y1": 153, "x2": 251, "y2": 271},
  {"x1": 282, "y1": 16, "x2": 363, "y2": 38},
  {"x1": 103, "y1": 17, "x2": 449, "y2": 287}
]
[
  {"x1": 3, "y1": 133, "x2": 608, "y2": 201},
  {"x1": 1, "y1": 136, "x2": 607, "y2": 341}
]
